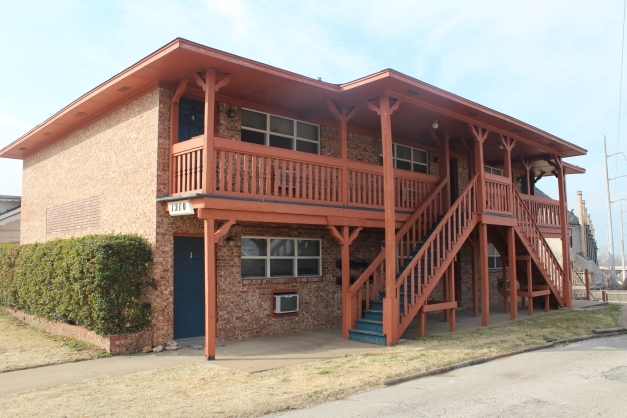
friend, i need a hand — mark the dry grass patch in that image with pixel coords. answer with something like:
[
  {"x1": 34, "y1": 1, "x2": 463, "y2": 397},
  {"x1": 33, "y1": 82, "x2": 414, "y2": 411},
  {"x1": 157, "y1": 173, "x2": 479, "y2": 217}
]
[
  {"x1": 0, "y1": 305, "x2": 621, "y2": 417},
  {"x1": 0, "y1": 309, "x2": 108, "y2": 373}
]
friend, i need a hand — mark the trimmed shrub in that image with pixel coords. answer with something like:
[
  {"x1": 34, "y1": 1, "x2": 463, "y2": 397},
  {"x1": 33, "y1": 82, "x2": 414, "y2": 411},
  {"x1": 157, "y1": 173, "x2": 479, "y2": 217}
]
[
  {"x1": 0, "y1": 234, "x2": 153, "y2": 336},
  {"x1": 0, "y1": 243, "x2": 22, "y2": 307}
]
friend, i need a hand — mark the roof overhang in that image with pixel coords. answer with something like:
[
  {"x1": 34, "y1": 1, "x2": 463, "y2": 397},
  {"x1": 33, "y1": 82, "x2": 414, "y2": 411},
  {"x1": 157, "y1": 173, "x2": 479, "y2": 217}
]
[{"x1": 0, "y1": 38, "x2": 588, "y2": 161}]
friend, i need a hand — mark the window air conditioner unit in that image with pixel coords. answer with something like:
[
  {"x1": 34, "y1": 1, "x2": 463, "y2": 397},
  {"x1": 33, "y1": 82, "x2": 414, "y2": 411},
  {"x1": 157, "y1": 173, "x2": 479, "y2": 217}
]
[{"x1": 274, "y1": 293, "x2": 299, "y2": 314}]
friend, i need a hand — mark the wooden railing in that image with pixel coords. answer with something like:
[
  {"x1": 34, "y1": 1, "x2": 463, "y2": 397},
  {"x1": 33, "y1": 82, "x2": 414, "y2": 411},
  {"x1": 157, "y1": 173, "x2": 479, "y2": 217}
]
[
  {"x1": 484, "y1": 173, "x2": 511, "y2": 214},
  {"x1": 214, "y1": 137, "x2": 343, "y2": 203},
  {"x1": 171, "y1": 135, "x2": 204, "y2": 194},
  {"x1": 347, "y1": 161, "x2": 439, "y2": 210},
  {"x1": 171, "y1": 137, "x2": 441, "y2": 212},
  {"x1": 521, "y1": 194, "x2": 561, "y2": 227},
  {"x1": 513, "y1": 188, "x2": 564, "y2": 302},
  {"x1": 345, "y1": 178, "x2": 448, "y2": 325},
  {"x1": 394, "y1": 173, "x2": 479, "y2": 338}
]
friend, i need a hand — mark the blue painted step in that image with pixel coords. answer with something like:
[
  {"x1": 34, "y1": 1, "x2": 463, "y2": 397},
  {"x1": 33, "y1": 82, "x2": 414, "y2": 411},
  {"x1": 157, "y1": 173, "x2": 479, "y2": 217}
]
[
  {"x1": 363, "y1": 309, "x2": 383, "y2": 321},
  {"x1": 348, "y1": 329, "x2": 386, "y2": 345},
  {"x1": 356, "y1": 318, "x2": 383, "y2": 333}
]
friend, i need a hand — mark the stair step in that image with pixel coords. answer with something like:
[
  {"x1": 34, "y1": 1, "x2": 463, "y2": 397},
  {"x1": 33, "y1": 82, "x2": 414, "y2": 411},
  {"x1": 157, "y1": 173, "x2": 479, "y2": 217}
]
[
  {"x1": 363, "y1": 309, "x2": 383, "y2": 321},
  {"x1": 348, "y1": 329, "x2": 386, "y2": 345},
  {"x1": 356, "y1": 318, "x2": 383, "y2": 332}
]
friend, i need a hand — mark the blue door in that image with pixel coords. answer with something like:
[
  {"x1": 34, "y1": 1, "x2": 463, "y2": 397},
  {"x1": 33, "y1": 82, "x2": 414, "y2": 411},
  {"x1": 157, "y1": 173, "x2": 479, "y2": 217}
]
[{"x1": 173, "y1": 237, "x2": 205, "y2": 339}]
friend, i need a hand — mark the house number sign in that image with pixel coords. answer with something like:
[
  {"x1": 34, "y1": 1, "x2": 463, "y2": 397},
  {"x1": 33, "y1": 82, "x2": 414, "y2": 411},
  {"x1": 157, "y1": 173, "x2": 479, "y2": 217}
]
[{"x1": 167, "y1": 199, "x2": 194, "y2": 216}]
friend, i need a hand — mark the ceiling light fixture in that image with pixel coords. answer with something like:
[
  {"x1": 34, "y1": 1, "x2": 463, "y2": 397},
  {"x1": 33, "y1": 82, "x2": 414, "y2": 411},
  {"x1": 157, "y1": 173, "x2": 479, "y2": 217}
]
[{"x1": 432, "y1": 120, "x2": 439, "y2": 129}]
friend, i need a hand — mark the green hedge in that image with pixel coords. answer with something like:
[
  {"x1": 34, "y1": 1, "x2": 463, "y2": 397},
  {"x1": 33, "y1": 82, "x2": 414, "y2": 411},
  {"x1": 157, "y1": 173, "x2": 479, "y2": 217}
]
[{"x1": 0, "y1": 235, "x2": 153, "y2": 336}]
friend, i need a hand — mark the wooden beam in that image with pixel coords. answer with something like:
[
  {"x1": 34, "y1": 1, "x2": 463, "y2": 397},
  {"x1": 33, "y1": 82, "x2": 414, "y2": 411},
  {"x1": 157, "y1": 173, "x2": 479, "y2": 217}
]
[
  {"x1": 203, "y1": 68, "x2": 217, "y2": 194},
  {"x1": 172, "y1": 77, "x2": 190, "y2": 104},
  {"x1": 204, "y1": 218, "x2": 216, "y2": 360},
  {"x1": 348, "y1": 226, "x2": 362, "y2": 245},
  {"x1": 470, "y1": 124, "x2": 488, "y2": 213},
  {"x1": 555, "y1": 156, "x2": 572, "y2": 308},
  {"x1": 214, "y1": 219, "x2": 236, "y2": 243},
  {"x1": 479, "y1": 223, "x2": 489, "y2": 325},
  {"x1": 327, "y1": 225, "x2": 344, "y2": 244},
  {"x1": 194, "y1": 72, "x2": 206, "y2": 91},
  {"x1": 508, "y1": 226, "x2": 518, "y2": 319},
  {"x1": 375, "y1": 94, "x2": 398, "y2": 345},
  {"x1": 471, "y1": 238, "x2": 478, "y2": 317},
  {"x1": 215, "y1": 74, "x2": 232, "y2": 92}
]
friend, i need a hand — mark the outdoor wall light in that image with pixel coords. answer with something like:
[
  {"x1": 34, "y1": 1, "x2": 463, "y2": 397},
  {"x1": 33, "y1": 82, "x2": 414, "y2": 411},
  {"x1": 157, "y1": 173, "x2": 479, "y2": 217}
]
[
  {"x1": 498, "y1": 144, "x2": 504, "y2": 150},
  {"x1": 226, "y1": 237, "x2": 235, "y2": 246},
  {"x1": 226, "y1": 108, "x2": 237, "y2": 118},
  {"x1": 432, "y1": 120, "x2": 439, "y2": 129}
]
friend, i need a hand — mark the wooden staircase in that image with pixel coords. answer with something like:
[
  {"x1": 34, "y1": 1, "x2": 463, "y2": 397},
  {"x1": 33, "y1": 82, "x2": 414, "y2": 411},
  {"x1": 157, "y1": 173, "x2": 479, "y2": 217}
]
[
  {"x1": 346, "y1": 174, "x2": 567, "y2": 346},
  {"x1": 347, "y1": 173, "x2": 480, "y2": 345}
]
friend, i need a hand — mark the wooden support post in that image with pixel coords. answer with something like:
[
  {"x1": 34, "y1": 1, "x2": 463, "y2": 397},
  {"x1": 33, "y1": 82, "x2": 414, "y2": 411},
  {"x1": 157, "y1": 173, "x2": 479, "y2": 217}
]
[
  {"x1": 585, "y1": 269, "x2": 590, "y2": 301},
  {"x1": 368, "y1": 95, "x2": 400, "y2": 345},
  {"x1": 499, "y1": 135, "x2": 516, "y2": 212},
  {"x1": 418, "y1": 307, "x2": 426, "y2": 338},
  {"x1": 169, "y1": 77, "x2": 190, "y2": 194},
  {"x1": 440, "y1": 130, "x2": 451, "y2": 208},
  {"x1": 442, "y1": 269, "x2": 449, "y2": 322},
  {"x1": 469, "y1": 125, "x2": 489, "y2": 213},
  {"x1": 448, "y1": 263, "x2": 456, "y2": 332},
  {"x1": 327, "y1": 101, "x2": 356, "y2": 205},
  {"x1": 479, "y1": 223, "x2": 490, "y2": 325},
  {"x1": 204, "y1": 218, "x2": 217, "y2": 360},
  {"x1": 471, "y1": 240, "x2": 478, "y2": 317},
  {"x1": 553, "y1": 156, "x2": 572, "y2": 308},
  {"x1": 527, "y1": 259, "x2": 533, "y2": 316},
  {"x1": 521, "y1": 157, "x2": 533, "y2": 195},
  {"x1": 328, "y1": 225, "x2": 362, "y2": 338},
  {"x1": 502, "y1": 257, "x2": 508, "y2": 313},
  {"x1": 507, "y1": 226, "x2": 518, "y2": 319}
]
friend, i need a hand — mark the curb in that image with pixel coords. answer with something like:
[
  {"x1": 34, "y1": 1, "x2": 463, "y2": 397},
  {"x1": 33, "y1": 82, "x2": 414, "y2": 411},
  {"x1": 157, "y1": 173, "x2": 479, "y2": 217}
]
[{"x1": 384, "y1": 328, "x2": 627, "y2": 386}]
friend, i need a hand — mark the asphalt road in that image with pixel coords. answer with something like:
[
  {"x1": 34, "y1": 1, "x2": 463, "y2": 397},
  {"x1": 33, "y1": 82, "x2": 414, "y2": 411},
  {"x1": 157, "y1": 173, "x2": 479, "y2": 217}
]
[{"x1": 270, "y1": 335, "x2": 627, "y2": 418}]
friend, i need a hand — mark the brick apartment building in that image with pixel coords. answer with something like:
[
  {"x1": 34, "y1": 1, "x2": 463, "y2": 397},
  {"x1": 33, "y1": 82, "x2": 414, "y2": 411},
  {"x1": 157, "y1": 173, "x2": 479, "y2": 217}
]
[{"x1": 0, "y1": 39, "x2": 586, "y2": 358}]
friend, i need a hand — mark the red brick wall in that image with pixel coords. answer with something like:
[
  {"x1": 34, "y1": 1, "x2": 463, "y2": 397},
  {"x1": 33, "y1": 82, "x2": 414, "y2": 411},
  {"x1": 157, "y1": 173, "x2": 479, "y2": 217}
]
[{"x1": 5, "y1": 308, "x2": 152, "y2": 355}]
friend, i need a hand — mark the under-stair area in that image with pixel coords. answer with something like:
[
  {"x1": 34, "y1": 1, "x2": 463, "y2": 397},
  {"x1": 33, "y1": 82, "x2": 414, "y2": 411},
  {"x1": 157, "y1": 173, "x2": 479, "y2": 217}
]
[{"x1": 346, "y1": 174, "x2": 568, "y2": 346}]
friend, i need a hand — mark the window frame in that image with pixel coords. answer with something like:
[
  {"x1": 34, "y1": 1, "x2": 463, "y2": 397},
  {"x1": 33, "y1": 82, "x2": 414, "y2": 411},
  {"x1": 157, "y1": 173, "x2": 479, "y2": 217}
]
[
  {"x1": 240, "y1": 109, "x2": 321, "y2": 155},
  {"x1": 379, "y1": 142, "x2": 429, "y2": 174},
  {"x1": 484, "y1": 165, "x2": 505, "y2": 176},
  {"x1": 240, "y1": 236, "x2": 322, "y2": 279},
  {"x1": 487, "y1": 243, "x2": 502, "y2": 269}
]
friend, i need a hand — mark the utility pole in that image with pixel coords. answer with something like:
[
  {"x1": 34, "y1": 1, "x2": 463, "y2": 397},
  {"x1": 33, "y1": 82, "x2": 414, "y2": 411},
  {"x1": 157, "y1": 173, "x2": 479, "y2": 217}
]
[
  {"x1": 622, "y1": 202, "x2": 626, "y2": 284},
  {"x1": 604, "y1": 136, "x2": 618, "y2": 289}
]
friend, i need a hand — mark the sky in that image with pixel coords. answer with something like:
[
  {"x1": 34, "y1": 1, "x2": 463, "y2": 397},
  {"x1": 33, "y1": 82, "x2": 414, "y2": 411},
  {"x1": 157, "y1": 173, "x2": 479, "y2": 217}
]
[{"x1": 0, "y1": 0, "x2": 625, "y2": 259}]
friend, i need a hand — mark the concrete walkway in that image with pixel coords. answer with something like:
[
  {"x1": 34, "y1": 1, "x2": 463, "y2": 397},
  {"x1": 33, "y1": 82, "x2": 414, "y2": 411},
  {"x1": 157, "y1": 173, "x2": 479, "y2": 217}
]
[{"x1": 0, "y1": 302, "x2": 614, "y2": 397}]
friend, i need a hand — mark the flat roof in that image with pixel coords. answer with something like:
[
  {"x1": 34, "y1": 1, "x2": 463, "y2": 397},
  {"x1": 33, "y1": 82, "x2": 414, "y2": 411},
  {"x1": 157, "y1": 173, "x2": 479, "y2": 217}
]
[{"x1": 0, "y1": 38, "x2": 587, "y2": 161}]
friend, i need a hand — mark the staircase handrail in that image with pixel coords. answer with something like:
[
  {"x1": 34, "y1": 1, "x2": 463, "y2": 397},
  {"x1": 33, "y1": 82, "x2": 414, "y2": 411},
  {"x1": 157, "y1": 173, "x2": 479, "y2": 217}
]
[
  {"x1": 347, "y1": 177, "x2": 449, "y2": 298},
  {"x1": 395, "y1": 172, "x2": 480, "y2": 289},
  {"x1": 512, "y1": 187, "x2": 565, "y2": 298}
]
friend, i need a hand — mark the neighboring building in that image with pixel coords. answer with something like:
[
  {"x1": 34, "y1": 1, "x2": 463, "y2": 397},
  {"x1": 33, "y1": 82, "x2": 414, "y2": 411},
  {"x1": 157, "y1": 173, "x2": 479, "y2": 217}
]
[
  {"x1": 569, "y1": 192, "x2": 603, "y2": 290},
  {"x1": 0, "y1": 195, "x2": 20, "y2": 243},
  {"x1": 0, "y1": 39, "x2": 587, "y2": 356}
]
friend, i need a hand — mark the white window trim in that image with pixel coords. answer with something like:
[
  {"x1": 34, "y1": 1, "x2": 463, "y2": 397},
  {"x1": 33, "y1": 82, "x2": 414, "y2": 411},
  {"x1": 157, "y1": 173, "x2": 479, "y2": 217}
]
[
  {"x1": 379, "y1": 142, "x2": 429, "y2": 173},
  {"x1": 484, "y1": 165, "x2": 505, "y2": 176},
  {"x1": 488, "y1": 243, "x2": 501, "y2": 270},
  {"x1": 241, "y1": 236, "x2": 322, "y2": 279},
  {"x1": 241, "y1": 109, "x2": 320, "y2": 154}
]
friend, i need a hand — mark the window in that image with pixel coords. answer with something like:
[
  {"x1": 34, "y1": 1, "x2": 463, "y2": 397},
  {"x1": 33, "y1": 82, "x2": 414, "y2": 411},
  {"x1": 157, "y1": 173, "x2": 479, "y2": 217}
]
[
  {"x1": 488, "y1": 243, "x2": 502, "y2": 269},
  {"x1": 241, "y1": 109, "x2": 320, "y2": 154},
  {"x1": 379, "y1": 143, "x2": 429, "y2": 173},
  {"x1": 241, "y1": 237, "x2": 321, "y2": 278},
  {"x1": 178, "y1": 98, "x2": 205, "y2": 142},
  {"x1": 484, "y1": 165, "x2": 505, "y2": 176}
]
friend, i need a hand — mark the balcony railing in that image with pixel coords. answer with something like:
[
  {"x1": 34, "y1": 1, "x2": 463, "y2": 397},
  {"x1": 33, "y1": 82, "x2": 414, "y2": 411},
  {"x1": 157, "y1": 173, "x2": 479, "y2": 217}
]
[
  {"x1": 170, "y1": 136, "x2": 561, "y2": 226},
  {"x1": 171, "y1": 136, "x2": 441, "y2": 211}
]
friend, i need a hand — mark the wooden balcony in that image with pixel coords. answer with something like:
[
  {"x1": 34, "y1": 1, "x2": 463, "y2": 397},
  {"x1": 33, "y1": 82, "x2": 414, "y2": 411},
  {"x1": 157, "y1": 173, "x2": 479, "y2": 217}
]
[
  {"x1": 171, "y1": 135, "x2": 441, "y2": 225},
  {"x1": 170, "y1": 135, "x2": 561, "y2": 231}
]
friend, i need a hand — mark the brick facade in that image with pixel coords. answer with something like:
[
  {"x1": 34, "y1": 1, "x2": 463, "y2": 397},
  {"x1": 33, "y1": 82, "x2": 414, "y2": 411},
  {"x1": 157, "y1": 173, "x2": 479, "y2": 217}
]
[{"x1": 18, "y1": 87, "x2": 508, "y2": 352}]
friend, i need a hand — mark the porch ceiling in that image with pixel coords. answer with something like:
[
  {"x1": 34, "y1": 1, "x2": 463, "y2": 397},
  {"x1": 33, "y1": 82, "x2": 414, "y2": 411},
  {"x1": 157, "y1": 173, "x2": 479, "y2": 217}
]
[{"x1": 1, "y1": 38, "x2": 586, "y2": 163}]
